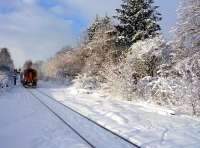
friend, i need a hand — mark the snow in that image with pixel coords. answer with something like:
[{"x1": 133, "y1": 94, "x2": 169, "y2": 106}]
[
  {"x1": 0, "y1": 72, "x2": 12, "y2": 93},
  {"x1": 31, "y1": 89, "x2": 137, "y2": 148},
  {"x1": 38, "y1": 82, "x2": 200, "y2": 148},
  {"x1": 0, "y1": 81, "x2": 200, "y2": 148},
  {"x1": 0, "y1": 87, "x2": 91, "y2": 148}
]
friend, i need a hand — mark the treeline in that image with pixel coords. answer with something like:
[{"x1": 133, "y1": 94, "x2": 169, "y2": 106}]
[
  {"x1": 0, "y1": 48, "x2": 14, "y2": 72},
  {"x1": 37, "y1": 0, "x2": 200, "y2": 115}
]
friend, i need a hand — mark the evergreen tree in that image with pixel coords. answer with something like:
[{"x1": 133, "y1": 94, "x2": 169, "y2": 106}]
[
  {"x1": 87, "y1": 15, "x2": 111, "y2": 42},
  {"x1": 87, "y1": 15, "x2": 101, "y2": 42},
  {"x1": 115, "y1": 0, "x2": 162, "y2": 46}
]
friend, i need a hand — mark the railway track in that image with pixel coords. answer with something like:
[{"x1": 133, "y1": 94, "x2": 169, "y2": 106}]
[
  {"x1": 28, "y1": 89, "x2": 95, "y2": 148},
  {"x1": 27, "y1": 88, "x2": 141, "y2": 148}
]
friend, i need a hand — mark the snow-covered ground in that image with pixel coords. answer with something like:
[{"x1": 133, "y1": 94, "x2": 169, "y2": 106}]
[
  {"x1": 0, "y1": 87, "x2": 92, "y2": 148},
  {"x1": 39, "y1": 81, "x2": 200, "y2": 148},
  {"x1": 0, "y1": 81, "x2": 200, "y2": 148},
  {"x1": 31, "y1": 89, "x2": 138, "y2": 148}
]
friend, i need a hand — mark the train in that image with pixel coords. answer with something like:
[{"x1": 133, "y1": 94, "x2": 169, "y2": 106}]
[{"x1": 21, "y1": 68, "x2": 38, "y2": 88}]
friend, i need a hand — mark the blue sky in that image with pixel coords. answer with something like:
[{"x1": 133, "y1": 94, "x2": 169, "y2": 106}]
[{"x1": 0, "y1": 0, "x2": 179, "y2": 67}]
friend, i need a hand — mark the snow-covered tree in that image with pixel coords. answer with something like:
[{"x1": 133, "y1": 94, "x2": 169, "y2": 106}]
[
  {"x1": 141, "y1": 0, "x2": 200, "y2": 115},
  {"x1": 87, "y1": 15, "x2": 100, "y2": 42},
  {"x1": 115, "y1": 0, "x2": 162, "y2": 46},
  {"x1": 42, "y1": 47, "x2": 86, "y2": 80},
  {"x1": 173, "y1": 0, "x2": 200, "y2": 60},
  {"x1": 0, "y1": 48, "x2": 14, "y2": 71},
  {"x1": 171, "y1": 0, "x2": 200, "y2": 78},
  {"x1": 82, "y1": 16, "x2": 120, "y2": 75},
  {"x1": 87, "y1": 15, "x2": 111, "y2": 42},
  {"x1": 101, "y1": 36, "x2": 166, "y2": 100}
]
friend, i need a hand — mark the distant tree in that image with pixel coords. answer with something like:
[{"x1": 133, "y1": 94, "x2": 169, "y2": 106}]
[
  {"x1": 32, "y1": 60, "x2": 44, "y2": 79},
  {"x1": 87, "y1": 15, "x2": 101, "y2": 42},
  {"x1": 114, "y1": 0, "x2": 162, "y2": 46},
  {"x1": 87, "y1": 14, "x2": 111, "y2": 42},
  {"x1": 0, "y1": 48, "x2": 14, "y2": 71},
  {"x1": 56, "y1": 46, "x2": 72, "y2": 55},
  {"x1": 22, "y1": 60, "x2": 33, "y2": 70}
]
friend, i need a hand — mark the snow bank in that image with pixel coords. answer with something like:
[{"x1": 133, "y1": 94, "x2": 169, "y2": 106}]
[
  {"x1": 73, "y1": 73, "x2": 102, "y2": 90},
  {"x1": 39, "y1": 85, "x2": 200, "y2": 148},
  {"x1": 0, "y1": 72, "x2": 13, "y2": 93}
]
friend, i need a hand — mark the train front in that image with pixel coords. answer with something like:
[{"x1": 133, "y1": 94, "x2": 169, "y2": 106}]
[{"x1": 21, "y1": 61, "x2": 38, "y2": 88}]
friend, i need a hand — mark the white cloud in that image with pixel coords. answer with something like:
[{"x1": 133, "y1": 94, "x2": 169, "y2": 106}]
[
  {"x1": 0, "y1": 0, "x2": 75, "y2": 67},
  {"x1": 0, "y1": 0, "x2": 122, "y2": 67}
]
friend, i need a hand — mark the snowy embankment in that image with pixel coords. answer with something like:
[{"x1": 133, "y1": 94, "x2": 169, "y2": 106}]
[
  {"x1": 0, "y1": 72, "x2": 12, "y2": 93},
  {"x1": 39, "y1": 82, "x2": 200, "y2": 148}
]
